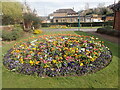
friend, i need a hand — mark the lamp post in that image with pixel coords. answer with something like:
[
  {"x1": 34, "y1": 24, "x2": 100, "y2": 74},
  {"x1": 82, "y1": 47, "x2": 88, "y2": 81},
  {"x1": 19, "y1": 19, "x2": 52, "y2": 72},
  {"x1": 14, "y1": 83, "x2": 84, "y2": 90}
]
[{"x1": 78, "y1": 11, "x2": 80, "y2": 31}]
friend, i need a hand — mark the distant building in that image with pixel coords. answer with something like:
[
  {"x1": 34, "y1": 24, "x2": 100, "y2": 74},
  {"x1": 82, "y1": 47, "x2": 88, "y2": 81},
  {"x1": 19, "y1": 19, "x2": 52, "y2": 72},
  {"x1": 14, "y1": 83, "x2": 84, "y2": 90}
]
[
  {"x1": 105, "y1": 13, "x2": 114, "y2": 21},
  {"x1": 111, "y1": 1, "x2": 120, "y2": 30},
  {"x1": 48, "y1": 9, "x2": 93, "y2": 23},
  {"x1": 41, "y1": 16, "x2": 51, "y2": 23},
  {"x1": 48, "y1": 8, "x2": 111, "y2": 23},
  {"x1": 49, "y1": 9, "x2": 78, "y2": 23},
  {"x1": 91, "y1": 14, "x2": 103, "y2": 22}
]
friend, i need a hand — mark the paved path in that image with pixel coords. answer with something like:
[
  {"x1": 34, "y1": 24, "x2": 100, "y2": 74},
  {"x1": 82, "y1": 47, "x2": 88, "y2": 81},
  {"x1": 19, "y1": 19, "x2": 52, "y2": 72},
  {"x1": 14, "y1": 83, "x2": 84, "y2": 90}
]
[
  {"x1": 42, "y1": 28, "x2": 119, "y2": 45},
  {"x1": 86, "y1": 31, "x2": 119, "y2": 45},
  {"x1": 42, "y1": 28, "x2": 97, "y2": 32}
]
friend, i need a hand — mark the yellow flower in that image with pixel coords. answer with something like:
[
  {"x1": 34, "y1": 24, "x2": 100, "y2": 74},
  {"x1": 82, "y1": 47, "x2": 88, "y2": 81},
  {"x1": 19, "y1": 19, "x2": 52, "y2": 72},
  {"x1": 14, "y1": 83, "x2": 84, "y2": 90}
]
[
  {"x1": 37, "y1": 49, "x2": 39, "y2": 50},
  {"x1": 52, "y1": 60, "x2": 57, "y2": 63},
  {"x1": 34, "y1": 45, "x2": 37, "y2": 47},
  {"x1": 29, "y1": 60, "x2": 34, "y2": 65},
  {"x1": 32, "y1": 48, "x2": 36, "y2": 50},
  {"x1": 11, "y1": 50, "x2": 15, "y2": 54},
  {"x1": 60, "y1": 57, "x2": 63, "y2": 59},
  {"x1": 20, "y1": 44, "x2": 24, "y2": 47},
  {"x1": 71, "y1": 50, "x2": 75, "y2": 53},
  {"x1": 64, "y1": 47, "x2": 68, "y2": 50},
  {"x1": 51, "y1": 68, "x2": 55, "y2": 71},
  {"x1": 76, "y1": 48, "x2": 79, "y2": 50},
  {"x1": 90, "y1": 58, "x2": 95, "y2": 62},
  {"x1": 64, "y1": 55, "x2": 67, "y2": 57},
  {"x1": 44, "y1": 65, "x2": 49, "y2": 68},
  {"x1": 80, "y1": 63, "x2": 84, "y2": 66},
  {"x1": 19, "y1": 58, "x2": 24, "y2": 64}
]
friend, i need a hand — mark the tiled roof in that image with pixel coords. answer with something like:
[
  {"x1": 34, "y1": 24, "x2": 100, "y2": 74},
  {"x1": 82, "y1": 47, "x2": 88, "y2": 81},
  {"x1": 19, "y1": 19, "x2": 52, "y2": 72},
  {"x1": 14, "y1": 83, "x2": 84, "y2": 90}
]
[
  {"x1": 53, "y1": 16, "x2": 91, "y2": 18},
  {"x1": 54, "y1": 9, "x2": 76, "y2": 13}
]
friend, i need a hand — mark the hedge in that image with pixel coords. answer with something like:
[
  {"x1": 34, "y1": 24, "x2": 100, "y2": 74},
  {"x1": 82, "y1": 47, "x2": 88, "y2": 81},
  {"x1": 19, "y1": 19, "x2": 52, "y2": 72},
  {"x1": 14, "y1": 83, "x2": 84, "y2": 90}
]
[{"x1": 41, "y1": 21, "x2": 113, "y2": 27}]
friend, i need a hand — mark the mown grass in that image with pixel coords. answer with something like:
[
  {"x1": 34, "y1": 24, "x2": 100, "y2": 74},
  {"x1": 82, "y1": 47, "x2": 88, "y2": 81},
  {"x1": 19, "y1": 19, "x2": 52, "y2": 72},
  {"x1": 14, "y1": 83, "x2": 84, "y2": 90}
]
[{"x1": 2, "y1": 31, "x2": 119, "y2": 88}]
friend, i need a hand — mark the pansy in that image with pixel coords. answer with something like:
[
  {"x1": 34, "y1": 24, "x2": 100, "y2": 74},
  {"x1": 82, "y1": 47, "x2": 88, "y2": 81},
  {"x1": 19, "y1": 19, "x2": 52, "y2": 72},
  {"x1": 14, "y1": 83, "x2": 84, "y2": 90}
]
[
  {"x1": 3, "y1": 34, "x2": 112, "y2": 77},
  {"x1": 80, "y1": 63, "x2": 84, "y2": 66}
]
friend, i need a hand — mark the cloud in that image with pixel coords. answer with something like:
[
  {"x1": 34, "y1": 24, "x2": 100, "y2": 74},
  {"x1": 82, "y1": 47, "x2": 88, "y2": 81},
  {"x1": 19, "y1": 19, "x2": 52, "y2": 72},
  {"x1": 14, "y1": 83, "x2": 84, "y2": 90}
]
[
  {"x1": 21, "y1": 0, "x2": 118, "y2": 3},
  {"x1": 19, "y1": 0, "x2": 118, "y2": 16}
]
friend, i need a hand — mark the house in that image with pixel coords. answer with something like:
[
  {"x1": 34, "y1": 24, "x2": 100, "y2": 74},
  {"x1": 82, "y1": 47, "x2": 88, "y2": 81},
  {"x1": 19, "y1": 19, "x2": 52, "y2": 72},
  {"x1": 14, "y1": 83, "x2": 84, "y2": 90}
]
[
  {"x1": 105, "y1": 13, "x2": 114, "y2": 21},
  {"x1": 91, "y1": 14, "x2": 103, "y2": 22},
  {"x1": 49, "y1": 9, "x2": 93, "y2": 23},
  {"x1": 111, "y1": 1, "x2": 120, "y2": 30},
  {"x1": 49, "y1": 9, "x2": 78, "y2": 23},
  {"x1": 41, "y1": 16, "x2": 51, "y2": 23}
]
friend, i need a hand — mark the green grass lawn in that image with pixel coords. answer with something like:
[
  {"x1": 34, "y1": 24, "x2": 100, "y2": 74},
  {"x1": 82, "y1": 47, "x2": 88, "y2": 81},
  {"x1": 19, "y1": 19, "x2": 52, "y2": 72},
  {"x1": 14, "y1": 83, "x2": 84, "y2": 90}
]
[{"x1": 2, "y1": 31, "x2": 119, "y2": 88}]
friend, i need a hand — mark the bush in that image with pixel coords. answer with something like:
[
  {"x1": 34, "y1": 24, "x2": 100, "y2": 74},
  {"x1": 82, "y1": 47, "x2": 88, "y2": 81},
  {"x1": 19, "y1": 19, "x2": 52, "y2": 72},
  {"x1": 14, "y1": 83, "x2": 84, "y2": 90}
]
[
  {"x1": 103, "y1": 25, "x2": 113, "y2": 29},
  {"x1": 96, "y1": 28, "x2": 107, "y2": 34},
  {"x1": 96, "y1": 28, "x2": 120, "y2": 37},
  {"x1": 2, "y1": 25, "x2": 24, "y2": 41},
  {"x1": 33, "y1": 29, "x2": 42, "y2": 34}
]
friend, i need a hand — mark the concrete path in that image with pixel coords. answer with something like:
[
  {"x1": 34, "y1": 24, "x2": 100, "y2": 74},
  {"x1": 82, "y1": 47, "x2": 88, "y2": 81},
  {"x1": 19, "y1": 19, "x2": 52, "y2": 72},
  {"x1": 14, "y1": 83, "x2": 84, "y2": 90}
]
[
  {"x1": 42, "y1": 28, "x2": 119, "y2": 45},
  {"x1": 42, "y1": 28, "x2": 97, "y2": 32}
]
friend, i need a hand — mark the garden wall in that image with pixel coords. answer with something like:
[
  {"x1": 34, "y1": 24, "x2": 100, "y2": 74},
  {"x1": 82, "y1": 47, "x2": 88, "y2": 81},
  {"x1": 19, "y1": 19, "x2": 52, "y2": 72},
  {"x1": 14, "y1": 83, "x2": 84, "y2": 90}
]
[{"x1": 114, "y1": 11, "x2": 120, "y2": 31}]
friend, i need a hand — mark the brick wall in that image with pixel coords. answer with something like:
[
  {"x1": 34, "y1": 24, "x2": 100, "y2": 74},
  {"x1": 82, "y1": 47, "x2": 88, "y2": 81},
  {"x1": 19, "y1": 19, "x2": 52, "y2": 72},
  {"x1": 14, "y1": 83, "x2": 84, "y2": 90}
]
[{"x1": 114, "y1": 11, "x2": 120, "y2": 30}]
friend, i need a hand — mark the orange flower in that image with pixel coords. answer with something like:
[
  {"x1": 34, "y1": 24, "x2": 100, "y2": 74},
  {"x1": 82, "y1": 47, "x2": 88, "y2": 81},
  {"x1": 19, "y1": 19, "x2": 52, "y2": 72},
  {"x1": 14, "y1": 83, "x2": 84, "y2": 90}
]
[
  {"x1": 16, "y1": 50, "x2": 20, "y2": 53},
  {"x1": 38, "y1": 52, "x2": 41, "y2": 54},
  {"x1": 36, "y1": 61, "x2": 40, "y2": 64},
  {"x1": 30, "y1": 51, "x2": 33, "y2": 54}
]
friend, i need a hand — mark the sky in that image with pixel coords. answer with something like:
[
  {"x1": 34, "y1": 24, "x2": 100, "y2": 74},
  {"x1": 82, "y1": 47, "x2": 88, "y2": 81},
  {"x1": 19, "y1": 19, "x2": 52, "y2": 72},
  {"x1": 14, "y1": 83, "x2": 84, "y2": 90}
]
[{"x1": 19, "y1": 0, "x2": 119, "y2": 16}]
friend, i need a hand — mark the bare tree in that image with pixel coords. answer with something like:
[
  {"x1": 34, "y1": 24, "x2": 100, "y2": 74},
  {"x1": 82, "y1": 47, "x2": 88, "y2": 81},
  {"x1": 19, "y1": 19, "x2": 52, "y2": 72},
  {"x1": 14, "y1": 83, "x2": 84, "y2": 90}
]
[
  {"x1": 98, "y1": 2, "x2": 105, "y2": 8},
  {"x1": 85, "y1": 3, "x2": 89, "y2": 10}
]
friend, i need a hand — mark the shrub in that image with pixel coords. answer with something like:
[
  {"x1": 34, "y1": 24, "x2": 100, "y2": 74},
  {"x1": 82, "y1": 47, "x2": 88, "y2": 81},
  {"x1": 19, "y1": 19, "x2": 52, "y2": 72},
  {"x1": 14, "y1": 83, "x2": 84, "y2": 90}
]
[
  {"x1": 33, "y1": 29, "x2": 42, "y2": 34},
  {"x1": 96, "y1": 28, "x2": 107, "y2": 34},
  {"x1": 103, "y1": 25, "x2": 113, "y2": 29},
  {"x1": 96, "y1": 27, "x2": 120, "y2": 37},
  {"x1": 2, "y1": 25, "x2": 24, "y2": 41},
  {"x1": 41, "y1": 22, "x2": 113, "y2": 27}
]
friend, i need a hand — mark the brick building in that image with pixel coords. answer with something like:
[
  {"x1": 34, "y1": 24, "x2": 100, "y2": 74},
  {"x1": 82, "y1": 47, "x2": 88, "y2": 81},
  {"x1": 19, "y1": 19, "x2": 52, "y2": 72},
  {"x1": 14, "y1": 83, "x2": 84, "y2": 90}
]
[{"x1": 111, "y1": 1, "x2": 120, "y2": 30}]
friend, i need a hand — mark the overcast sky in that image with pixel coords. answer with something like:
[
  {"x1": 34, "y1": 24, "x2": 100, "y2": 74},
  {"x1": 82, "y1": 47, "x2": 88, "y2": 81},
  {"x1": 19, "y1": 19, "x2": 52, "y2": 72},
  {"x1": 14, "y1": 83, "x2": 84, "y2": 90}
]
[{"x1": 19, "y1": 0, "x2": 118, "y2": 16}]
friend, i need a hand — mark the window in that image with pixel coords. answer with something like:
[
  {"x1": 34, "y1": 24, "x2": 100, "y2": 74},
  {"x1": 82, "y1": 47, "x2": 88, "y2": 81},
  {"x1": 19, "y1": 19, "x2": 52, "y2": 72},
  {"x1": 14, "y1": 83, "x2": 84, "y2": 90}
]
[{"x1": 56, "y1": 20, "x2": 58, "y2": 23}]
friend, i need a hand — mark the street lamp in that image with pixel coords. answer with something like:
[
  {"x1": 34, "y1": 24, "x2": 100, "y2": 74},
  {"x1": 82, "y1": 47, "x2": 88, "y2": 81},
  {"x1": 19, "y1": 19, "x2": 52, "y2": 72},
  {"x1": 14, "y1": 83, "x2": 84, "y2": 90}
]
[{"x1": 78, "y1": 11, "x2": 80, "y2": 31}]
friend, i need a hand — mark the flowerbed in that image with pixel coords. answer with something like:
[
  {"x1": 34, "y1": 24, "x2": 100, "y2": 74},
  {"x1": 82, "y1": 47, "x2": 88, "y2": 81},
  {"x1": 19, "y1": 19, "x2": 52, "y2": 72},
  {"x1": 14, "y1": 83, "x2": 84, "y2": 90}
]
[
  {"x1": 3, "y1": 34, "x2": 112, "y2": 77},
  {"x1": 33, "y1": 29, "x2": 43, "y2": 34}
]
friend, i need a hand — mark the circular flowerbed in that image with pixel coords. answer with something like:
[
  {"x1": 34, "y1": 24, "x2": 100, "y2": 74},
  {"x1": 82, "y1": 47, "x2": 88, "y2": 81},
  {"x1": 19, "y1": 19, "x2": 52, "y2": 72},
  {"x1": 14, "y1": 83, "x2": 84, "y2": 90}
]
[{"x1": 3, "y1": 34, "x2": 112, "y2": 77}]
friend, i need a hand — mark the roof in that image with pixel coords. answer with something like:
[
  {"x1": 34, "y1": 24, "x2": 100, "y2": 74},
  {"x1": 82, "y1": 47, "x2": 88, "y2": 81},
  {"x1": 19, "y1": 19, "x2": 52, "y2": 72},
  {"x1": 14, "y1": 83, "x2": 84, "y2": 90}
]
[
  {"x1": 111, "y1": 1, "x2": 120, "y2": 11},
  {"x1": 53, "y1": 16, "x2": 91, "y2": 18},
  {"x1": 54, "y1": 9, "x2": 77, "y2": 14},
  {"x1": 40, "y1": 16, "x2": 48, "y2": 20}
]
